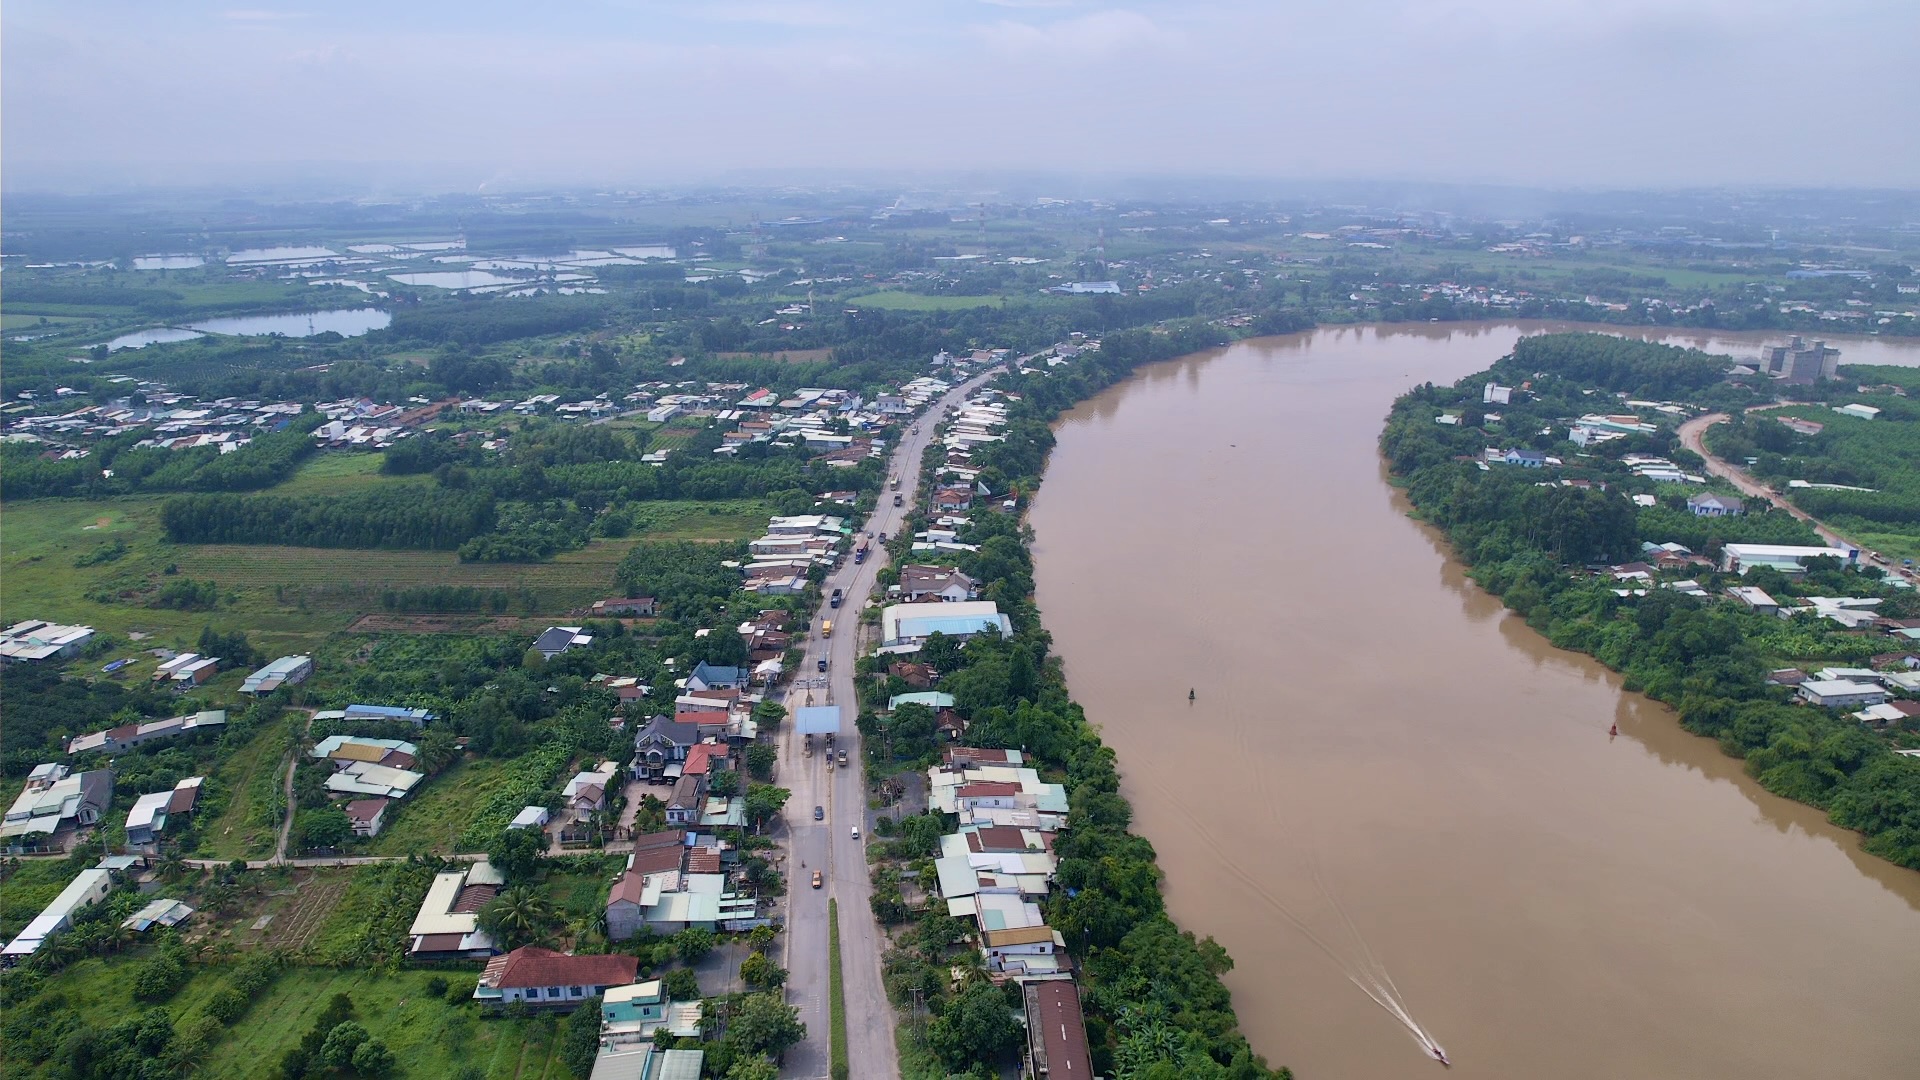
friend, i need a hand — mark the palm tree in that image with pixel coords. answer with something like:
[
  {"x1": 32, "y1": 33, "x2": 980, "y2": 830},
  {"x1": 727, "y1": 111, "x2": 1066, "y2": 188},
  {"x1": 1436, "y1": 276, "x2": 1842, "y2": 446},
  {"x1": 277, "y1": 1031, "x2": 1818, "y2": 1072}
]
[{"x1": 478, "y1": 886, "x2": 554, "y2": 950}]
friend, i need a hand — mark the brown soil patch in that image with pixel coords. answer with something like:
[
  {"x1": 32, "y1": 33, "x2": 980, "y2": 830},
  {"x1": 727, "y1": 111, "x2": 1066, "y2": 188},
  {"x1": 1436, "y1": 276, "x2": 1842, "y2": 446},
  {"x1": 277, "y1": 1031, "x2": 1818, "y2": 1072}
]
[{"x1": 269, "y1": 875, "x2": 350, "y2": 951}]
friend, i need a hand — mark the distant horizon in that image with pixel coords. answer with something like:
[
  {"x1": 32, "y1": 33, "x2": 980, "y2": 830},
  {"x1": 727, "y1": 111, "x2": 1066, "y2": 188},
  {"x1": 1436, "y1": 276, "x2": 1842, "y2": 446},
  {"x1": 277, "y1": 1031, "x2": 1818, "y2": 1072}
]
[
  {"x1": 6, "y1": 166, "x2": 1920, "y2": 202},
  {"x1": 5, "y1": 1, "x2": 1916, "y2": 193}
]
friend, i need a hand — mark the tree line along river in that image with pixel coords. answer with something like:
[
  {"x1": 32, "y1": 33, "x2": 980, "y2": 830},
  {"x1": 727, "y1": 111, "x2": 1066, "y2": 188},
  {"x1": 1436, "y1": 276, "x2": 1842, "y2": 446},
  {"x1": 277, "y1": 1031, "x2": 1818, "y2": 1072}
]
[{"x1": 1027, "y1": 322, "x2": 1920, "y2": 1080}]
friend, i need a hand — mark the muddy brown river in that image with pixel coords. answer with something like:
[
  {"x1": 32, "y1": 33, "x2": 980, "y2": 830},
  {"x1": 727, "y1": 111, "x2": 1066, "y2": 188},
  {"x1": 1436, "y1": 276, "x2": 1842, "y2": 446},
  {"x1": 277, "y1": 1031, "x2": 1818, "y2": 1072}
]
[{"x1": 1027, "y1": 323, "x2": 1920, "y2": 1080}]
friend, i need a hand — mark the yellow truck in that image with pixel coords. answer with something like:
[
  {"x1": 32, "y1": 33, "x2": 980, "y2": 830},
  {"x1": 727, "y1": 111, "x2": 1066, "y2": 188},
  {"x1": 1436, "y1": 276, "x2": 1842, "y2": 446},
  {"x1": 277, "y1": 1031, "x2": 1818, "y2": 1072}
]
[{"x1": 822, "y1": 619, "x2": 833, "y2": 638}]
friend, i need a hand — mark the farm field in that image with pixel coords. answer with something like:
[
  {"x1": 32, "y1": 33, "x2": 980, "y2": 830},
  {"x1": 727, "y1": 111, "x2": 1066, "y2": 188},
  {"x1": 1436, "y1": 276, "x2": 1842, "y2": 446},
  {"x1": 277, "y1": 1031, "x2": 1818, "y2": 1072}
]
[
  {"x1": 626, "y1": 497, "x2": 770, "y2": 541},
  {"x1": 715, "y1": 347, "x2": 835, "y2": 363},
  {"x1": 167, "y1": 539, "x2": 640, "y2": 614},
  {"x1": 268, "y1": 451, "x2": 398, "y2": 495},
  {"x1": 2, "y1": 314, "x2": 88, "y2": 331},
  {"x1": 842, "y1": 290, "x2": 1012, "y2": 311}
]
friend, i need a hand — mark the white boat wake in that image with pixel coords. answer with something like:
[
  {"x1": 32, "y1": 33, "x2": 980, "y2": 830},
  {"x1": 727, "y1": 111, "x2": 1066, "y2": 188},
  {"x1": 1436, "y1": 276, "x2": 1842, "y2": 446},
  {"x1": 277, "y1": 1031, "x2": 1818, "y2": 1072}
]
[{"x1": 1148, "y1": 701, "x2": 1450, "y2": 1065}]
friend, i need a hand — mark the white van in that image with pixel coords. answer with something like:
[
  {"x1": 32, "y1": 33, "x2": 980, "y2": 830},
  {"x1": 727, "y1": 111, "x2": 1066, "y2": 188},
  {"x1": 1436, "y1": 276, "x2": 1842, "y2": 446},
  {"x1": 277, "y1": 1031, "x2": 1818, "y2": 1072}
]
[{"x1": 850, "y1": 825, "x2": 861, "y2": 840}]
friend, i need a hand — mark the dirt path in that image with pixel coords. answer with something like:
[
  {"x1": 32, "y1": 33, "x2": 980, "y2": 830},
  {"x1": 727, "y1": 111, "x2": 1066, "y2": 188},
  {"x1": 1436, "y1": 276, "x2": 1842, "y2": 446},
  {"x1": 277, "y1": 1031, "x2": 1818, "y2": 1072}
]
[
  {"x1": 1674, "y1": 411, "x2": 1919, "y2": 585},
  {"x1": 1675, "y1": 411, "x2": 1857, "y2": 548},
  {"x1": 273, "y1": 709, "x2": 318, "y2": 863}
]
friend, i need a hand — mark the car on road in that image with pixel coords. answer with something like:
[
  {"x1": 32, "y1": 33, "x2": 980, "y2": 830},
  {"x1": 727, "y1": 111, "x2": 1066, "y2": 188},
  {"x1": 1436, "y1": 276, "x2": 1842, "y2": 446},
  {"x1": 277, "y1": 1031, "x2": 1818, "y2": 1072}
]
[
  {"x1": 811, "y1": 870, "x2": 822, "y2": 889},
  {"x1": 850, "y1": 825, "x2": 860, "y2": 840},
  {"x1": 837, "y1": 749, "x2": 847, "y2": 766},
  {"x1": 817, "y1": 658, "x2": 828, "y2": 672},
  {"x1": 813, "y1": 805, "x2": 824, "y2": 820}
]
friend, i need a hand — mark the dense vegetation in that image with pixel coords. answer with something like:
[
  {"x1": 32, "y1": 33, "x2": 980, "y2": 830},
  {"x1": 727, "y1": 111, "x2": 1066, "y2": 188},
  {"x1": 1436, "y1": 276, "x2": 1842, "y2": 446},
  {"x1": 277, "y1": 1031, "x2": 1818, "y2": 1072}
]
[
  {"x1": 2, "y1": 417, "x2": 323, "y2": 501},
  {"x1": 160, "y1": 487, "x2": 497, "y2": 549},
  {"x1": 1706, "y1": 367, "x2": 1920, "y2": 556},
  {"x1": 871, "y1": 322, "x2": 1292, "y2": 1079},
  {"x1": 1381, "y1": 333, "x2": 1920, "y2": 869}
]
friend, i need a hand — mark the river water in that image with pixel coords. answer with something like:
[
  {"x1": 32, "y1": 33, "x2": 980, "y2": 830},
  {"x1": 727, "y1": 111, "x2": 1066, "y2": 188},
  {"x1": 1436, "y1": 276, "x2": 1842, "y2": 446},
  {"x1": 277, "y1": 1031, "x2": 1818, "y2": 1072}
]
[{"x1": 1026, "y1": 322, "x2": 1920, "y2": 1080}]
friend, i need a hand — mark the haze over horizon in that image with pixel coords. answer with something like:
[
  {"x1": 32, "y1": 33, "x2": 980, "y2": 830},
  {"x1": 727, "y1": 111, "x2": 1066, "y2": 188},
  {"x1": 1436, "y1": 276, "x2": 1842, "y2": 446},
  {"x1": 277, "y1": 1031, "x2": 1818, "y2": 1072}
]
[{"x1": 4, "y1": 0, "x2": 1917, "y2": 195}]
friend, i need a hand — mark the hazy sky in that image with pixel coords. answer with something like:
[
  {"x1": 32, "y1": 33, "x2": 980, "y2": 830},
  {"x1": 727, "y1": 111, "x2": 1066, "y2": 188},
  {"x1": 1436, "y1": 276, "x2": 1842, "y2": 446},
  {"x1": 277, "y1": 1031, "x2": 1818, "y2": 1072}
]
[{"x1": 5, "y1": 0, "x2": 1916, "y2": 192}]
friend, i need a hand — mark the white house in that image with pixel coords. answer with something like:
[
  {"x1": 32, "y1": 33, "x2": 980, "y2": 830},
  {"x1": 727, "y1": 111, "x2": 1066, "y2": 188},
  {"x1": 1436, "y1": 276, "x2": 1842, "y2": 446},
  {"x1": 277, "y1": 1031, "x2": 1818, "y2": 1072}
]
[
  {"x1": 881, "y1": 601, "x2": 1012, "y2": 646},
  {"x1": 2, "y1": 867, "x2": 114, "y2": 960},
  {"x1": 1797, "y1": 679, "x2": 1888, "y2": 709},
  {"x1": 1687, "y1": 493, "x2": 1744, "y2": 517}
]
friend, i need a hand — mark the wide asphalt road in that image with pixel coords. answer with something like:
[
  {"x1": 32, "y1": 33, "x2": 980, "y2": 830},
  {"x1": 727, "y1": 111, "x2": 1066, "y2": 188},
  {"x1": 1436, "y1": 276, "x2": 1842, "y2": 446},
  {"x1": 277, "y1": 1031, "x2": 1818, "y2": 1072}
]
[{"x1": 777, "y1": 368, "x2": 1001, "y2": 1080}]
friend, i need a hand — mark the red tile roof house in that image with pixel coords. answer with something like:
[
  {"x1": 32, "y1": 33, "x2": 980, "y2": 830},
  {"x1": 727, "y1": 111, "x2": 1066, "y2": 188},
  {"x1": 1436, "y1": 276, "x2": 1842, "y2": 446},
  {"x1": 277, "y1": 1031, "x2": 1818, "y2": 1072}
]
[
  {"x1": 474, "y1": 946, "x2": 638, "y2": 1009},
  {"x1": 933, "y1": 486, "x2": 974, "y2": 512},
  {"x1": 955, "y1": 780, "x2": 1022, "y2": 810}
]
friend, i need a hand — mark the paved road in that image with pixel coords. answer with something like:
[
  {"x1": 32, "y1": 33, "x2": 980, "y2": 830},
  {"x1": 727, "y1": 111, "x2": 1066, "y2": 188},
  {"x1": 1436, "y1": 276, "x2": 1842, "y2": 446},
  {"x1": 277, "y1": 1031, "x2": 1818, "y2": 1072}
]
[{"x1": 779, "y1": 369, "x2": 1001, "y2": 1080}]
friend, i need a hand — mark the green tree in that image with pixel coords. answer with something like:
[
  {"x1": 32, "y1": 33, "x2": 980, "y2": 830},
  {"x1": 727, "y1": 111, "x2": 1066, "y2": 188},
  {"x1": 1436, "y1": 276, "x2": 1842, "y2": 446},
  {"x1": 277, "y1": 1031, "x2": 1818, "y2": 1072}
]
[
  {"x1": 479, "y1": 885, "x2": 555, "y2": 950},
  {"x1": 725, "y1": 1057, "x2": 781, "y2": 1080},
  {"x1": 661, "y1": 966, "x2": 701, "y2": 1001},
  {"x1": 673, "y1": 927, "x2": 716, "y2": 964},
  {"x1": 418, "y1": 727, "x2": 461, "y2": 774},
  {"x1": 560, "y1": 996, "x2": 604, "y2": 1079},
  {"x1": 296, "y1": 805, "x2": 352, "y2": 851},
  {"x1": 926, "y1": 982, "x2": 1022, "y2": 1070},
  {"x1": 723, "y1": 992, "x2": 805, "y2": 1062},
  {"x1": 744, "y1": 785, "x2": 791, "y2": 829},
  {"x1": 319, "y1": 1021, "x2": 371, "y2": 1069},
  {"x1": 488, "y1": 826, "x2": 547, "y2": 883},
  {"x1": 740, "y1": 951, "x2": 787, "y2": 990},
  {"x1": 351, "y1": 1038, "x2": 397, "y2": 1076}
]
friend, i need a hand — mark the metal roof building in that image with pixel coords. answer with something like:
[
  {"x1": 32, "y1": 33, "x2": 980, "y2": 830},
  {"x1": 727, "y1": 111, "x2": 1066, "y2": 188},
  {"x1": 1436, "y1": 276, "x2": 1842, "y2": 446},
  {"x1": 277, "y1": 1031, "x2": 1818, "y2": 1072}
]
[
  {"x1": 240, "y1": 654, "x2": 314, "y2": 694},
  {"x1": 794, "y1": 705, "x2": 843, "y2": 735}
]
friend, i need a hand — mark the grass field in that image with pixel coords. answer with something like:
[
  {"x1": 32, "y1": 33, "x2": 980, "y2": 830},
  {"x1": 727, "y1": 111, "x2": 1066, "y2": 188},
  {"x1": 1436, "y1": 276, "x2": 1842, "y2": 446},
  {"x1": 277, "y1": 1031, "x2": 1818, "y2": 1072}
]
[
  {"x1": 367, "y1": 757, "x2": 516, "y2": 855},
  {"x1": 842, "y1": 290, "x2": 1012, "y2": 311},
  {"x1": 196, "y1": 716, "x2": 294, "y2": 861},
  {"x1": 269, "y1": 451, "x2": 398, "y2": 495},
  {"x1": 627, "y1": 497, "x2": 770, "y2": 541},
  {"x1": 3, "y1": 959, "x2": 570, "y2": 1080},
  {"x1": 166, "y1": 539, "x2": 634, "y2": 613},
  {"x1": 1398, "y1": 248, "x2": 1759, "y2": 290},
  {"x1": 545, "y1": 862, "x2": 624, "y2": 926},
  {"x1": 2, "y1": 314, "x2": 89, "y2": 331},
  {"x1": 2, "y1": 490, "x2": 761, "y2": 661},
  {"x1": 0, "y1": 496, "x2": 357, "y2": 658}
]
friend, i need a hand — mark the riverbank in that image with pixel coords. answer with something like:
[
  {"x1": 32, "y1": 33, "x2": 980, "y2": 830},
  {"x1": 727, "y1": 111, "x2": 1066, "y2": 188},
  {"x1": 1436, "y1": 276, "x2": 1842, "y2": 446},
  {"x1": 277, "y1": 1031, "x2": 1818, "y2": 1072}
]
[
  {"x1": 1380, "y1": 332, "x2": 1920, "y2": 870},
  {"x1": 1026, "y1": 323, "x2": 1920, "y2": 1080},
  {"x1": 872, "y1": 320, "x2": 1294, "y2": 1079}
]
